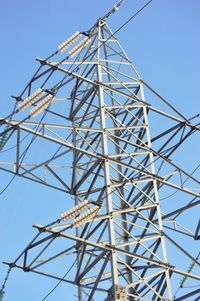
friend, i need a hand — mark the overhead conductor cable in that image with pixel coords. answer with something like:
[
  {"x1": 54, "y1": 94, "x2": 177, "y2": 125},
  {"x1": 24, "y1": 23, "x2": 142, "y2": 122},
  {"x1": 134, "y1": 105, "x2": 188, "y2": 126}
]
[
  {"x1": 58, "y1": 31, "x2": 81, "y2": 52},
  {"x1": 18, "y1": 88, "x2": 44, "y2": 111}
]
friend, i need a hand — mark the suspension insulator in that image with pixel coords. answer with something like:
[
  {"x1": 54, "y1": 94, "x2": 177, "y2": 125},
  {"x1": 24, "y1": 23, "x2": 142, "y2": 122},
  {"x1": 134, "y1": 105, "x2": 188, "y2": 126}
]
[
  {"x1": 61, "y1": 200, "x2": 89, "y2": 221},
  {"x1": 30, "y1": 94, "x2": 54, "y2": 117},
  {"x1": 58, "y1": 31, "x2": 81, "y2": 52},
  {"x1": 18, "y1": 88, "x2": 44, "y2": 111}
]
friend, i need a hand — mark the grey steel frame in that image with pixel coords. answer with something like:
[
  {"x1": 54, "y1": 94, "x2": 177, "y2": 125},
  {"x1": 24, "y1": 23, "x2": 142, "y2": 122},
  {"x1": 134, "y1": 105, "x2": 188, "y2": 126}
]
[{"x1": 1, "y1": 19, "x2": 200, "y2": 301}]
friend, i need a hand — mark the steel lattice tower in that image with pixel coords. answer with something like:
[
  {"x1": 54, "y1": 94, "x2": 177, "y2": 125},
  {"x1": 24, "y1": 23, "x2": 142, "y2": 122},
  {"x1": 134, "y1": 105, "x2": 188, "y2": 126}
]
[{"x1": 0, "y1": 10, "x2": 200, "y2": 301}]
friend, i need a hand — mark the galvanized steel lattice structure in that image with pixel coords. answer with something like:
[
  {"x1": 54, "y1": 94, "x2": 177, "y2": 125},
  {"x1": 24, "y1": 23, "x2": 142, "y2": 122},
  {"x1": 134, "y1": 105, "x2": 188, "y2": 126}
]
[{"x1": 1, "y1": 14, "x2": 200, "y2": 301}]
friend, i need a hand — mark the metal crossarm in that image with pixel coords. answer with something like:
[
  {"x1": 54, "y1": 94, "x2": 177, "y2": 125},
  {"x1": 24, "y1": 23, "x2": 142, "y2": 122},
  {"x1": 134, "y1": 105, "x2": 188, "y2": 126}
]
[{"x1": 1, "y1": 13, "x2": 199, "y2": 301}]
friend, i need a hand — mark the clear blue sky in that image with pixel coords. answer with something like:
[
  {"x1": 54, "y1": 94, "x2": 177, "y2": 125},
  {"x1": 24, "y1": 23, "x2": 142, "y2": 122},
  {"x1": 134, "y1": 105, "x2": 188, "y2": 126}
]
[{"x1": 0, "y1": 0, "x2": 199, "y2": 300}]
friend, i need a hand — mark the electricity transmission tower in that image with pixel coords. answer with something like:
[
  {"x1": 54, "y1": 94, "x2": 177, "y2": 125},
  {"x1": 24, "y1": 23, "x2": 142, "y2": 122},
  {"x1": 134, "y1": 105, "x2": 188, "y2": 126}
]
[{"x1": 0, "y1": 4, "x2": 200, "y2": 301}]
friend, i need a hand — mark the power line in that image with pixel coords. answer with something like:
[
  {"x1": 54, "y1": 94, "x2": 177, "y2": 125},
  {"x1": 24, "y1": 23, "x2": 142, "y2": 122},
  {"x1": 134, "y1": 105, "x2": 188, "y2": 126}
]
[
  {"x1": 102, "y1": 0, "x2": 125, "y2": 20},
  {"x1": 109, "y1": 0, "x2": 153, "y2": 36},
  {"x1": 0, "y1": 0, "x2": 154, "y2": 195},
  {"x1": 40, "y1": 207, "x2": 100, "y2": 300},
  {"x1": 0, "y1": 41, "x2": 85, "y2": 196},
  {"x1": 160, "y1": 162, "x2": 200, "y2": 201},
  {"x1": 0, "y1": 109, "x2": 48, "y2": 197},
  {"x1": 53, "y1": 0, "x2": 154, "y2": 90},
  {"x1": 34, "y1": 0, "x2": 155, "y2": 168},
  {"x1": 41, "y1": 258, "x2": 78, "y2": 301},
  {"x1": 35, "y1": 2, "x2": 156, "y2": 298},
  {"x1": 35, "y1": 119, "x2": 199, "y2": 301},
  {"x1": 0, "y1": 175, "x2": 16, "y2": 196},
  {"x1": 1, "y1": 1, "x2": 199, "y2": 300}
]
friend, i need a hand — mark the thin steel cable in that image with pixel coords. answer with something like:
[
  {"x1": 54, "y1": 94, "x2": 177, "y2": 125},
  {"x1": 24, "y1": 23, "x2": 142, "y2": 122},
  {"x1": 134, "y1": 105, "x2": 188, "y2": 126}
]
[
  {"x1": 0, "y1": 111, "x2": 51, "y2": 295},
  {"x1": 39, "y1": 139, "x2": 199, "y2": 300},
  {"x1": 0, "y1": 216, "x2": 62, "y2": 294},
  {"x1": 0, "y1": 0, "x2": 153, "y2": 197},
  {"x1": 0, "y1": 47, "x2": 79, "y2": 195},
  {"x1": 0, "y1": 175, "x2": 16, "y2": 196},
  {"x1": 2, "y1": 0, "x2": 199, "y2": 298},
  {"x1": 0, "y1": 112, "x2": 48, "y2": 196},
  {"x1": 53, "y1": 0, "x2": 154, "y2": 91},
  {"x1": 160, "y1": 162, "x2": 200, "y2": 201},
  {"x1": 0, "y1": 127, "x2": 38, "y2": 153},
  {"x1": 41, "y1": 258, "x2": 77, "y2": 301},
  {"x1": 1, "y1": 191, "x2": 100, "y2": 298},
  {"x1": 108, "y1": 0, "x2": 153, "y2": 36},
  {"x1": 0, "y1": 53, "x2": 83, "y2": 196},
  {"x1": 34, "y1": 0, "x2": 156, "y2": 192},
  {"x1": 40, "y1": 208, "x2": 100, "y2": 301}
]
